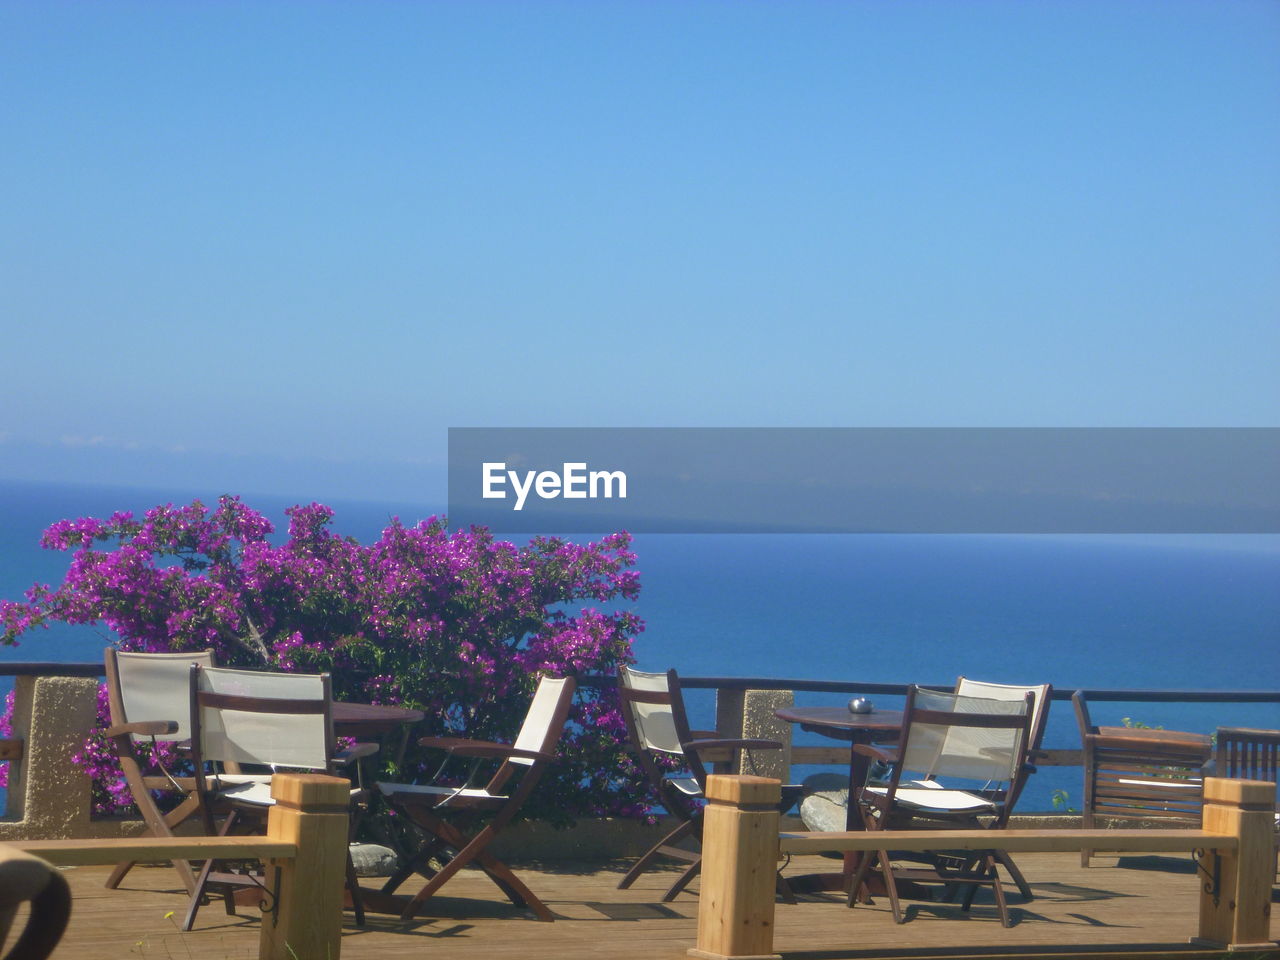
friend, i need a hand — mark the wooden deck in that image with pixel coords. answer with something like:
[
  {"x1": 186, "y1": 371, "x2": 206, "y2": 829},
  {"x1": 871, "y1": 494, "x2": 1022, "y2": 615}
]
[{"x1": 22, "y1": 852, "x2": 1279, "y2": 960}]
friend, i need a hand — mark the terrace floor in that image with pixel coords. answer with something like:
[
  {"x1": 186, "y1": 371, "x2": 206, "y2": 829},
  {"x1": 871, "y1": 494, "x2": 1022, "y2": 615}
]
[{"x1": 29, "y1": 852, "x2": 1280, "y2": 960}]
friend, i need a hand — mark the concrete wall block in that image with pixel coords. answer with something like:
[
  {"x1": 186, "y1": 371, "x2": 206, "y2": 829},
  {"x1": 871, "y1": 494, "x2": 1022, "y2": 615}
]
[{"x1": 741, "y1": 689, "x2": 793, "y2": 781}]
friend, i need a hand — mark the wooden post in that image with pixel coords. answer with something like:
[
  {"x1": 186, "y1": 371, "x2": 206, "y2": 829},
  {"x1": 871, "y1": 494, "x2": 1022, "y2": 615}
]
[
  {"x1": 1195, "y1": 776, "x2": 1277, "y2": 950},
  {"x1": 259, "y1": 773, "x2": 350, "y2": 960},
  {"x1": 689, "y1": 775, "x2": 782, "y2": 960}
]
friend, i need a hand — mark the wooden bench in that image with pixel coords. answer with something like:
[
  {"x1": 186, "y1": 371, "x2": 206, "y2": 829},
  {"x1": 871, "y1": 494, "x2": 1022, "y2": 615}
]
[
  {"x1": 4, "y1": 773, "x2": 350, "y2": 960},
  {"x1": 689, "y1": 775, "x2": 1277, "y2": 960}
]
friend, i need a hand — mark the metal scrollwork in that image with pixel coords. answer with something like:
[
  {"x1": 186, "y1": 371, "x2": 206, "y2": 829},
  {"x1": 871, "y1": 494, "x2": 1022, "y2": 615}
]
[{"x1": 1192, "y1": 848, "x2": 1221, "y2": 907}]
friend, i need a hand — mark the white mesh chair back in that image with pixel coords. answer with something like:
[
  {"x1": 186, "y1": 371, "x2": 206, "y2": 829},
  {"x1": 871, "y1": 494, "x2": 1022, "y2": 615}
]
[
  {"x1": 511, "y1": 676, "x2": 573, "y2": 766},
  {"x1": 115, "y1": 650, "x2": 214, "y2": 743},
  {"x1": 956, "y1": 677, "x2": 1051, "y2": 750},
  {"x1": 619, "y1": 667, "x2": 683, "y2": 755},
  {"x1": 901, "y1": 687, "x2": 1030, "y2": 784},
  {"x1": 196, "y1": 666, "x2": 332, "y2": 771}
]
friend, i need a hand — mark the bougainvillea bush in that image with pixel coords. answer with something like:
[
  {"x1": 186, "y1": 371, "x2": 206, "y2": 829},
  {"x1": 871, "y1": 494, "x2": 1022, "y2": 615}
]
[{"x1": 0, "y1": 496, "x2": 652, "y2": 826}]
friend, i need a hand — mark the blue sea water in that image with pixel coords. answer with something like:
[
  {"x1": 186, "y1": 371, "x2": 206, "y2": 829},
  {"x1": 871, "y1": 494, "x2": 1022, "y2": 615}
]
[{"x1": 2, "y1": 479, "x2": 1278, "y2": 811}]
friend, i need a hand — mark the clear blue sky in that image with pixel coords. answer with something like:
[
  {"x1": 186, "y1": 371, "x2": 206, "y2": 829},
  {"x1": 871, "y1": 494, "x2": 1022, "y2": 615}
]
[{"x1": 2, "y1": 0, "x2": 1277, "y2": 504}]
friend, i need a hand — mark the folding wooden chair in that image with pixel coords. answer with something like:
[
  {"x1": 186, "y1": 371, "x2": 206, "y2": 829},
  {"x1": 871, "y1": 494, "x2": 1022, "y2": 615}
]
[
  {"x1": 376, "y1": 675, "x2": 576, "y2": 922},
  {"x1": 849, "y1": 684, "x2": 1034, "y2": 927},
  {"x1": 103, "y1": 648, "x2": 215, "y2": 894},
  {"x1": 945, "y1": 677, "x2": 1052, "y2": 901},
  {"x1": 183, "y1": 664, "x2": 374, "y2": 931},
  {"x1": 1073, "y1": 691, "x2": 1210, "y2": 867},
  {"x1": 615, "y1": 666, "x2": 798, "y2": 901}
]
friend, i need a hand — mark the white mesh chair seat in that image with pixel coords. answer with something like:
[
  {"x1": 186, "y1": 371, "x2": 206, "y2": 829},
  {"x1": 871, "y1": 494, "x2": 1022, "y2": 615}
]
[
  {"x1": 377, "y1": 783, "x2": 509, "y2": 802},
  {"x1": 214, "y1": 776, "x2": 363, "y2": 808},
  {"x1": 864, "y1": 780, "x2": 999, "y2": 814},
  {"x1": 666, "y1": 777, "x2": 701, "y2": 796}
]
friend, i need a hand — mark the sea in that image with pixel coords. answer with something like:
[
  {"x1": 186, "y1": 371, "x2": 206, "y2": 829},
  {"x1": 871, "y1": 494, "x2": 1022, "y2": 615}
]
[{"x1": 2, "y1": 478, "x2": 1278, "y2": 812}]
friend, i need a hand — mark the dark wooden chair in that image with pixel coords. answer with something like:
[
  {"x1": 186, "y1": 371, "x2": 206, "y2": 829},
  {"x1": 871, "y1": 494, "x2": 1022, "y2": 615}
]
[
  {"x1": 944, "y1": 677, "x2": 1052, "y2": 902},
  {"x1": 1073, "y1": 690, "x2": 1211, "y2": 867},
  {"x1": 615, "y1": 666, "x2": 798, "y2": 902},
  {"x1": 849, "y1": 684, "x2": 1035, "y2": 927},
  {"x1": 376, "y1": 675, "x2": 576, "y2": 922},
  {"x1": 103, "y1": 648, "x2": 215, "y2": 895},
  {"x1": 184, "y1": 664, "x2": 374, "y2": 930}
]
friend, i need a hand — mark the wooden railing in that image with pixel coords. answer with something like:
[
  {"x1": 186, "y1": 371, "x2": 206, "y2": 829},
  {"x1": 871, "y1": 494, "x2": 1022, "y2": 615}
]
[
  {"x1": 688, "y1": 774, "x2": 1277, "y2": 960},
  {"x1": 5, "y1": 773, "x2": 349, "y2": 960},
  {"x1": 4, "y1": 663, "x2": 1278, "y2": 832}
]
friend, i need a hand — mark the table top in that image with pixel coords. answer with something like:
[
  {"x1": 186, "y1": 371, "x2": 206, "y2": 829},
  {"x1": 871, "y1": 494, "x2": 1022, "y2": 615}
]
[
  {"x1": 774, "y1": 705, "x2": 903, "y2": 741},
  {"x1": 332, "y1": 701, "x2": 425, "y2": 737}
]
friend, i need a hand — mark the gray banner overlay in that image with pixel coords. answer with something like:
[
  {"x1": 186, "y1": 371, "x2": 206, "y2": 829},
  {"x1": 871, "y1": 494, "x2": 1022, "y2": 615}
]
[{"x1": 447, "y1": 428, "x2": 1280, "y2": 533}]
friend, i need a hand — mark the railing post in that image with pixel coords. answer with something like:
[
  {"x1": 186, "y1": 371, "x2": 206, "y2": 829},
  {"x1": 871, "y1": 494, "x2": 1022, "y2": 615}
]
[
  {"x1": 0, "y1": 676, "x2": 98, "y2": 837},
  {"x1": 714, "y1": 689, "x2": 746, "y2": 774},
  {"x1": 741, "y1": 690, "x2": 793, "y2": 782},
  {"x1": 689, "y1": 774, "x2": 782, "y2": 960},
  {"x1": 259, "y1": 773, "x2": 350, "y2": 960},
  {"x1": 1195, "y1": 776, "x2": 1276, "y2": 950}
]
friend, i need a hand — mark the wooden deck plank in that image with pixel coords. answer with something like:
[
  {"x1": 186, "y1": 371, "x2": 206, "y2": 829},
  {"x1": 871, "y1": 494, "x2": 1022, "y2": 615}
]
[{"x1": 22, "y1": 852, "x2": 1279, "y2": 959}]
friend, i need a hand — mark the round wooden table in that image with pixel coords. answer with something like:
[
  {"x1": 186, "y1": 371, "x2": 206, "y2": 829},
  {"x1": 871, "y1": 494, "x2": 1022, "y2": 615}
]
[
  {"x1": 774, "y1": 706, "x2": 902, "y2": 828},
  {"x1": 774, "y1": 705, "x2": 903, "y2": 894},
  {"x1": 331, "y1": 701, "x2": 425, "y2": 739}
]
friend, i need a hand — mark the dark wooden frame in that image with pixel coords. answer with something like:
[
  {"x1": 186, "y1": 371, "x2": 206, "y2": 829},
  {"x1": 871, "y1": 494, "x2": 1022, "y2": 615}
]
[
  {"x1": 1073, "y1": 690, "x2": 1212, "y2": 867},
  {"x1": 378, "y1": 676, "x2": 577, "y2": 922},
  {"x1": 615, "y1": 667, "x2": 794, "y2": 902},
  {"x1": 945, "y1": 677, "x2": 1053, "y2": 902},
  {"x1": 102, "y1": 647, "x2": 214, "y2": 895},
  {"x1": 848, "y1": 685, "x2": 1036, "y2": 927},
  {"x1": 183, "y1": 665, "x2": 374, "y2": 931}
]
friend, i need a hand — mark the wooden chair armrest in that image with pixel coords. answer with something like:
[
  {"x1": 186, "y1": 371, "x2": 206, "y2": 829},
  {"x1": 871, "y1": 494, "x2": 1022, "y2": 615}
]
[
  {"x1": 447, "y1": 743, "x2": 551, "y2": 763},
  {"x1": 684, "y1": 737, "x2": 783, "y2": 753},
  {"x1": 104, "y1": 720, "x2": 179, "y2": 738},
  {"x1": 416, "y1": 736, "x2": 549, "y2": 763},
  {"x1": 853, "y1": 743, "x2": 898, "y2": 763},
  {"x1": 416, "y1": 736, "x2": 494, "y2": 751},
  {"x1": 333, "y1": 742, "x2": 380, "y2": 764}
]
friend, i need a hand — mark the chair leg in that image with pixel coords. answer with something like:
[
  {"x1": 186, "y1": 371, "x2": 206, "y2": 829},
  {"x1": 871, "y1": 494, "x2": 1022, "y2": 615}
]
[
  {"x1": 396, "y1": 814, "x2": 554, "y2": 922},
  {"x1": 107, "y1": 793, "x2": 202, "y2": 894},
  {"x1": 182, "y1": 808, "x2": 239, "y2": 932},
  {"x1": 381, "y1": 835, "x2": 444, "y2": 895},
  {"x1": 987, "y1": 854, "x2": 1012, "y2": 927},
  {"x1": 345, "y1": 853, "x2": 365, "y2": 927},
  {"x1": 617, "y1": 817, "x2": 697, "y2": 890},
  {"x1": 866, "y1": 849, "x2": 904, "y2": 923},
  {"x1": 470, "y1": 846, "x2": 554, "y2": 921},
  {"x1": 996, "y1": 850, "x2": 1034, "y2": 901},
  {"x1": 662, "y1": 857, "x2": 701, "y2": 902}
]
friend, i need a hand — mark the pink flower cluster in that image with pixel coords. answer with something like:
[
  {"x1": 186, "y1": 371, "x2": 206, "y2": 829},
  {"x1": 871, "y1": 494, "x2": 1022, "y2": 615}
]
[{"x1": 1, "y1": 497, "x2": 651, "y2": 824}]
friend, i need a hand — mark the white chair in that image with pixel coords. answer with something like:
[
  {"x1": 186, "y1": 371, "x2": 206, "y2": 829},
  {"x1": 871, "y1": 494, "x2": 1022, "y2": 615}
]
[
  {"x1": 615, "y1": 666, "x2": 798, "y2": 901},
  {"x1": 376, "y1": 675, "x2": 576, "y2": 921},
  {"x1": 850, "y1": 685, "x2": 1034, "y2": 926},
  {"x1": 951, "y1": 677, "x2": 1052, "y2": 900},
  {"x1": 183, "y1": 664, "x2": 374, "y2": 930},
  {"x1": 103, "y1": 648, "x2": 215, "y2": 894}
]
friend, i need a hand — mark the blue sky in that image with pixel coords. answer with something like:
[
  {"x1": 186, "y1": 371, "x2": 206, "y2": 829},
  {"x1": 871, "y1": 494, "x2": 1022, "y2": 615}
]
[{"x1": 1, "y1": 0, "x2": 1277, "y2": 504}]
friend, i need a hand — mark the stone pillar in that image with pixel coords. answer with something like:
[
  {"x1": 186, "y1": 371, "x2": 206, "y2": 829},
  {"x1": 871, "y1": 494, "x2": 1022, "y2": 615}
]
[
  {"x1": 741, "y1": 689, "x2": 793, "y2": 781},
  {"x1": 0, "y1": 676, "x2": 98, "y2": 839}
]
